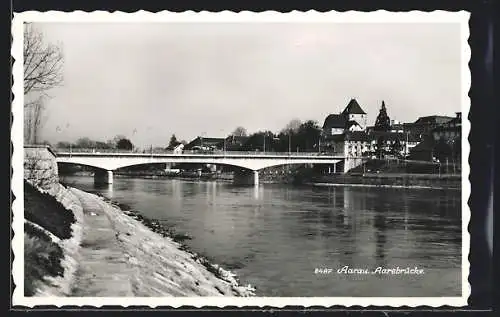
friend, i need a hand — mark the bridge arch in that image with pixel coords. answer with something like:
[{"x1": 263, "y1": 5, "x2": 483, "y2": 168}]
[
  {"x1": 56, "y1": 158, "x2": 343, "y2": 172},
  {"x1": 55, "y1": 152, "x2": 347, "y2": 184},
  {"x1": 57, "y1": 159, "x2": 265, "y2": 173},
  {"x1": 57, "y1": 161, "x2": 114, "y2": 184},
  {"x1": 57, "y1": 161, "x2": 108, "y2": 172}
]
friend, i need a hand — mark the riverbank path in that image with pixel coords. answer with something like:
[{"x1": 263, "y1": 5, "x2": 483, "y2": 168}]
[{"x1": 70, "y1": 190, "x2": 135, "y2": 296}]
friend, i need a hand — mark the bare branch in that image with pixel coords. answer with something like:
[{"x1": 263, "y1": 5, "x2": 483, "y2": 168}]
[
  {"x1": 231, "y1": 126, "x2": 248, "y2": 137},
  {"x1": 23, "y1": 23, "x2": 64, "y2": 95},
  {"x1": 281, "y1": 118, "x2": 302, "y2": 134},
  {"x1": 23, "y1": 23, "x2": 63, "y2": 145}
]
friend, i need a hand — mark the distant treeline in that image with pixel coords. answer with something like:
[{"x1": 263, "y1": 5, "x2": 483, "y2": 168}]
[
  {"x1": 47, "y1": 118, "x2": 326, "y2": 153},
  {"x1": 54, "y1": 135, "x2": 133, "y2": 150}
]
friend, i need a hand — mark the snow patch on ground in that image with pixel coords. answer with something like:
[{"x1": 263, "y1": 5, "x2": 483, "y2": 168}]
[{"x1": 31, "y1": 184, "x2": 84, "y2": 296}]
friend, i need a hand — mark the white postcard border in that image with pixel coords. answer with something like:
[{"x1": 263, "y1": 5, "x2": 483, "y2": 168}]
[{"x1": 11, "y1": 10, "x2": 471, "y2": 308}]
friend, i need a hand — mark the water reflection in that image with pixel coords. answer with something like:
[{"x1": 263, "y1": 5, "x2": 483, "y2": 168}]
[
  {"x1": 61, "y1": 175, "x2": 462, "y2": 297},
  {"x1": 92, "y1": 182, "x2": 113, "y2": 198},
  {"x1": 373, "y1": 201, "x2": 388, "y2": 268},
  {"x1": 171, "y1": 179, "x2": 182, "y2": 201},
  {"x1": 403, "y1": 195, "x2": 409, "y2": 232},
  {"x1": 253, "y1": 185, "x2": 260, "y2": 200}
]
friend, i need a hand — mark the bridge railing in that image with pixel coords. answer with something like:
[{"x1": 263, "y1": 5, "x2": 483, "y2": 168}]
[
  {"x1": 53, "y1": 148, "x2": 345, "y2": 157},
  {"x1": 54, "y1": 148, "x2": 159, "y2": 154}
]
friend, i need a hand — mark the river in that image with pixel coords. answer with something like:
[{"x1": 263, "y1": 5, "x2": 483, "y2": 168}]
[{"x1": 61, "y1": 175, "x2": 462, "y2": 297}]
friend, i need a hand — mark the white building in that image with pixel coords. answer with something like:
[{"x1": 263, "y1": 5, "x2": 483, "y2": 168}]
[{"x1": 173, "y1": 143, "x2": 184, "y2": 154}]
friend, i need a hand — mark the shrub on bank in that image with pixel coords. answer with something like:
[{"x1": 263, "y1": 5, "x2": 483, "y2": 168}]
[
  {"x1": 24, "y1": 180, "x2": 76, "y2": 239},
  {"x1": 24, "y1": 223, "x2": 65, "y2": 296},
  {"x1": 23, "y1": 180, "x2": 79, "y2": 296}
]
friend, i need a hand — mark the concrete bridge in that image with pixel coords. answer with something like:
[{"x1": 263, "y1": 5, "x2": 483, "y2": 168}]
[{"x1": 55, "y1": 150, "x2": 350, "y2": 185}]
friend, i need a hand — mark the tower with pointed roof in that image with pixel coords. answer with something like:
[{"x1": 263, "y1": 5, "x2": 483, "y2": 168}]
[
  {"x1": 341, "y1": 98, "x2": 367, "y2": 130},
  {"x1": 322, "y1": 98, "x2": 369, "y2": 137}
]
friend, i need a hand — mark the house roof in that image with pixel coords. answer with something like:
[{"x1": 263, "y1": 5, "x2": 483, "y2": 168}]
[
  {"x1": 323, "y1": 99, "x2": 367, "y2": 131},
  {"x1": 199, "y1": 137, "x2": 225, "y2": 144},
  {"x1": 185, "y1": 136, "x2": 225, "y2": 149},
  {"x1": 323, "y1": 114, "x2": 347, "y2": 129},
  {"x1": 218, "y1": 136, "x2": 249, "y2": 149},
  {"x1": 342, "y1": 98, "x2": 366, "y2": 115},
  {"x1": 225, "y1": 135, "x2": 249, "y2": 144},
  {"x1": 414, "y1": 115, "x2": 454, "y2": 125}
]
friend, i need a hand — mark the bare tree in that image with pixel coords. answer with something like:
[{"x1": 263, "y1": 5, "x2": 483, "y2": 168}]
[
  {"x1": 23, "y1": 23, "x2": 63, "y2": 144},
  {"x1": 24, "y1": 23, "x2": 63, "y2": 96},
  {"x1": 24, "y1": 97, "x2": 47, "y2": 144},
  {"x1": 282, "y1": 118, "x2": 302, "y2": 133},
  {"x1": 75, "y1": 137, "x2": 96, "y2": 149},
  {"x1": 231, "y1": 126, "x2": 248, "y2": 137}
]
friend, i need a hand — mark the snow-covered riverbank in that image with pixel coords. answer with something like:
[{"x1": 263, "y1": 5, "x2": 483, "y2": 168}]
[
  {"x1": 67, "y1": 187, "x2": 255, "y2": 297},
  {"x1": 23, "y1": 181, "x2": 255, "y2": 297}
]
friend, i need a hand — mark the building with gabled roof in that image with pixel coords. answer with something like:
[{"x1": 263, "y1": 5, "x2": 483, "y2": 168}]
[
  {"x1": 184, "y1": 136, "x2": 225, "y2": 151},
  {"x1": 322, "y1": 98, "x2": 368, "y2": 136},
  {"x1": 342, "y1": 98, "x2": 368, "y2": 130},
  {"x1": 431, "y1": 112, "x2": 461, "y2": 142},
  {"x1": 403, "y1": 114, "x2": 455, "y2": 136},
  {"x1": 322, "y1": 130, "x2": 420, "y2": 158},
  {"x1": 323, "y1": 114, "x2": 347, "y2": 135},
  {"x1": 218, "y1": 135, "x2": 250, "y2": 151},
  {"x1": 414, "y1": 115, "x2": 454, "y2": 125}
]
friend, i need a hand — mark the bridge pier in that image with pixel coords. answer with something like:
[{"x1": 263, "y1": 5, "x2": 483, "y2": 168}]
[
  {"x1": 343, "y1": 157, "x2": 363, "y2": 173},
  {"x1": 94, "y1": 169, "x2": 113, "y2": 184},
  {"x1": 327, "y1": 163, "x2": 337, "y2": 174},
  {"x1": 233, "y1": 169, "x2": 260, "y2": 186},
  {"x1": 253, "y1": 170, "x2": 259, "y2": 186}
]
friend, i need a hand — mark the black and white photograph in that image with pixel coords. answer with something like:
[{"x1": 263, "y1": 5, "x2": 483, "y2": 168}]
[{"x1": 12, "y1": 11, "x2": 470, "y2": 307}]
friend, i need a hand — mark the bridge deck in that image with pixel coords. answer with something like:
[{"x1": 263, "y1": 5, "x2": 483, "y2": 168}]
[
  {"x1": 55, "y1": 152, "x2": 345, "y2": 159},
  {"x1": 54, "y1": 150, "x2": 348, "y2": 172}
]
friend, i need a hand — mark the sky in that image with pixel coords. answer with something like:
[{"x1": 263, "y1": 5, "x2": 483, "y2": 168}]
[{"x1": 31, "y1": 21, "x2": 463, "y2": 149}]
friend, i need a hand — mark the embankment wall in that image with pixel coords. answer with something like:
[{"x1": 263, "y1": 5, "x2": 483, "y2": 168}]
[
  {"x1": 24, "y1": 145, "x2": 59, "y2": 190},
  {"x1": 23, "y1": 145, "x2": 84, "y2": 296},
  {"x1": 312, "y1": 173, "x2": 461, "y2": 189}
]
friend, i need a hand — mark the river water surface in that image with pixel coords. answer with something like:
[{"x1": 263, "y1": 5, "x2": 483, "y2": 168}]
[{"x1": 61, "y1": 175, "x2": 462, "y2": 297}]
